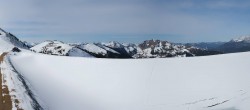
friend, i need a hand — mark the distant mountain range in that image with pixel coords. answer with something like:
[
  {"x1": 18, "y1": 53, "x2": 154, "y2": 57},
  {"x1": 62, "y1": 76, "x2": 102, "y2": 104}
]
[
  {"x1": 185, "y1": 36, "x2": 250, "y2": 54},
  {"x1": 1, "y1": 28, "x2": 250, "y2": 58},
  {"x1": 30, "y1": 39, "x2": 224, "y2": 58},
  {"x1": 216, "y1": 36, "x2": 250, "y2": 53}
]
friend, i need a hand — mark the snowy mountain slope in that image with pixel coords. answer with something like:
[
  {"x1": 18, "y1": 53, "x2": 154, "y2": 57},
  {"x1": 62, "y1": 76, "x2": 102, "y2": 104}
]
[
  {"x1": 31, "y1": 40, "x2": 72, "y2": 55},
  {"x1": 67, "y1": 47, "x2": 94, "y2": 57},
  {"x1": 9, "y1": 51, "x2": 250, "y2": 110},
  {"x1": 23, "y1": 41, "x2": 37, "y2": 48},
  {"x1": 95, "y1": 43, "x2": 120, "y2": 54},
  {"x1": 78, "y1": 43, "x2": 107, "y2": 55},
  {"x1": 77, "y1": 43, "x2": 129, "y2": 58},
  {"x1": 123, "y1": 43, "x2": 141, "y2": 58},
  {"x1": 102, "y1": 41, "x2": 140, "y2": 57},
  {"x1": 137, "y1": 39, "x2": 194, "y2": 58},
  {"x1": 31, "y1": 40, "x2": 93, "y2": 57},
  {"x1": 103, "y1": 41, "x2": 124, "y2": 48},
  {"x1": 0, "y1": 28, "x2": 29, "y2": 53},
  {"x1": 230, "y1": 35, "x2": 250, "y2": 43}
]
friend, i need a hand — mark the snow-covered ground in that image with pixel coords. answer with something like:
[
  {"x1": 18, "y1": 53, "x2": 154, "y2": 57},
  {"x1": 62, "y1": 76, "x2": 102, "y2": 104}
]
[{"x1": 8, "y1": 51, "x2": 250, "y2": 110}]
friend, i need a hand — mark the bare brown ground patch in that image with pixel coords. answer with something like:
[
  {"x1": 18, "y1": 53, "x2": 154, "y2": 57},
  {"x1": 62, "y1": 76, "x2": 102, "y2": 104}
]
[{"x1": 0, "y1": 53, "x2": 12, "y2": 110}]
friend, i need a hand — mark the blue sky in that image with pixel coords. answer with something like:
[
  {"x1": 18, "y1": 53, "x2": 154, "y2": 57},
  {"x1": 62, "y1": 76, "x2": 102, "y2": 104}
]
[{"x1": 1, "y1": 0, "x2": 250, "y2": 43}]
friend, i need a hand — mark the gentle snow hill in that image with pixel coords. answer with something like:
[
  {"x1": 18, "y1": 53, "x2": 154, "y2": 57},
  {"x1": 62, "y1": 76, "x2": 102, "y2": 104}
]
[{"x1": 9, "y1": 51, "x2": 250, "y2": 110}]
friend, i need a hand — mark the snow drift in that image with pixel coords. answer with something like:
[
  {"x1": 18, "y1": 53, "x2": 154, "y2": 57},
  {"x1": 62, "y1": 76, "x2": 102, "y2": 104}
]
[{"x1": 9, "y1": 52, "x2": 250, "y2": 110}]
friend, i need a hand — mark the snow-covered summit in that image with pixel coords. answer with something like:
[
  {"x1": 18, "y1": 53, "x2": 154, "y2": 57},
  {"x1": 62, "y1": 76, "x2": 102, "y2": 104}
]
[
  {"x1": 77, "y1": 43, "x2": 126, "y2": 58},
  {"x1": 78, "y1": 43, "x2": 108, "y2": 56},
  {"x1": 139, "y1": 39, "x2": 171, "y2": 49},
  {"x1": 31, "y1": 40, "x2": 71, "y2": 55},
  {"x1": 103, "y1": 41, "x2": 124, "y2": 48},
  {"x1": 31, "y1": 40, "x2": 93, "y2": 57},
  {"x1": 230, "y1": 35, "x2": 250, "y2": 43},
  {"x1": 137, "y1": 39, "x2": 193, "y2": 58}
]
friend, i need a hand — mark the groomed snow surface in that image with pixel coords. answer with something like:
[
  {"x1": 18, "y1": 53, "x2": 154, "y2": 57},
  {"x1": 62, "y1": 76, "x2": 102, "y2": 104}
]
[{"x1": 9, "y1": 52, "x2": 250, "y2": 110}]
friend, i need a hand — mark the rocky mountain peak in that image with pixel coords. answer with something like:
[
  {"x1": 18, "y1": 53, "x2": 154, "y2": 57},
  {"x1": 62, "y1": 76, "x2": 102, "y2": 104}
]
[{"x1": 139, "y1": 39, "x2": 171, "y2": 50}]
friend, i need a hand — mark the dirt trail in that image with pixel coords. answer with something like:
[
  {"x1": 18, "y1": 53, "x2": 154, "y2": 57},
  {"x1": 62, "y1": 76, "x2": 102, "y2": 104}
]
[{"x1": 0, "y1": 53, "x2": 12, "y2": 110}]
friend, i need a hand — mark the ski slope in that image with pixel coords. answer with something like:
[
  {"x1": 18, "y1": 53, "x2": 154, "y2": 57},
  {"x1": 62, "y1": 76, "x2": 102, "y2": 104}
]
[{"x1": 9, "y1": 52, "x2": 250, "y2": 110}]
